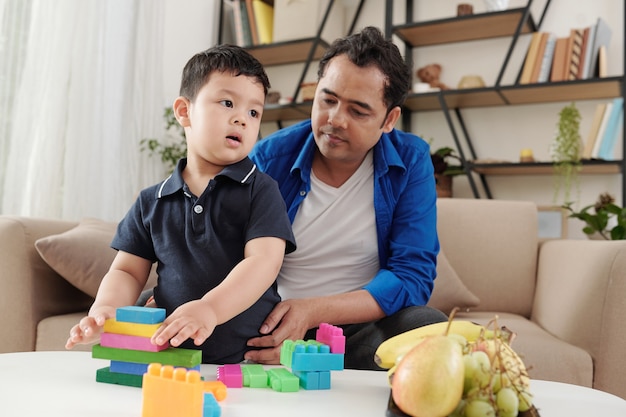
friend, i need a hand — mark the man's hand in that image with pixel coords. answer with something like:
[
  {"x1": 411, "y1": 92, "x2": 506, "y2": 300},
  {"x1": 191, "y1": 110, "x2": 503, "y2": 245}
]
[
  {"x1": 151, "y1": 299, "x2": 217, "y2": 347},
  {"x1": 65, "y1": 306, "x2": 116, "y2": 349},
  {"x1": 244, "y1": 299, "x2": 316, "y2": 364}
]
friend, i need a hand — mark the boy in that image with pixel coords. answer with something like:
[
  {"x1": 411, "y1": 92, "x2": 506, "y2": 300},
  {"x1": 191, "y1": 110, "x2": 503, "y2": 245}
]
[{"x1": 66, "y1": 45, "x2": 296, "y2": 364}]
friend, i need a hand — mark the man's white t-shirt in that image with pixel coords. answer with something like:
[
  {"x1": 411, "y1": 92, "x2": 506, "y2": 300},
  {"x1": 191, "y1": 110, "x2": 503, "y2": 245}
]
[{"x1": 277, "y1": 151, "x2": 379, "y2": 300}]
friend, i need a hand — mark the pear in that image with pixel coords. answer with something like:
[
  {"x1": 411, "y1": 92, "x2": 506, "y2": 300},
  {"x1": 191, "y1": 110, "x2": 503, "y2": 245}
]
[{"x1": 391, "y1": 334, "x2": 464, "y2": 417}]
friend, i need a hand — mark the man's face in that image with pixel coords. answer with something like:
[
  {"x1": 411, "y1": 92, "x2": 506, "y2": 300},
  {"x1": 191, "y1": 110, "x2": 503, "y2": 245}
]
[{"x1": 311, "y1": 55, "x2": 400, "y2": 167}]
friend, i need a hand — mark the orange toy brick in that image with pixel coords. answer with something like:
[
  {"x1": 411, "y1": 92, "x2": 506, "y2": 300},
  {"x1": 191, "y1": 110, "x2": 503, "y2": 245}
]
[{"x1": 142, "y1": 363, "x2": 224, "y2": 417}]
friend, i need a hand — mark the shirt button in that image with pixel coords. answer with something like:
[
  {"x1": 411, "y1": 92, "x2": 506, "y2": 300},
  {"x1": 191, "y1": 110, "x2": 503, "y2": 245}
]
[
  {"x1": 194, "y1": 205, "x2": 203, "y2": 214},
  {"x1": 299, "y1": 191, "x2": 306, "y2": 196}
]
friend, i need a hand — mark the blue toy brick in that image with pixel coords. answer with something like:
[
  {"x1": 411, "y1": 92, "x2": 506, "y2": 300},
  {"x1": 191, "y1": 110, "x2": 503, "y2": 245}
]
[
  {"x1": 203, "y1": 392, "x2": 221, "y2": 417},
  {"x1": 318, "y1": 370, "x2": 331, "y2": 389},
  {"x1": 110, "y1": 360, "x2": 199, "y2": 375},
  {"x1": 115, "y1": 306, "x2": 166, "y2": 324},
  {"x1": 290, "y1": 343, "x2": 344, "y2": 372},
  {"x1": 294, "y1": 370, "x2": 319, "y2": 390}
]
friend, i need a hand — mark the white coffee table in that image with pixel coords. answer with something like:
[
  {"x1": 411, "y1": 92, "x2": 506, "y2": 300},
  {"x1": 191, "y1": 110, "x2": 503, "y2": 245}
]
[{"x1": 1, "y1": 351, "x2": 625, "y2": 417}]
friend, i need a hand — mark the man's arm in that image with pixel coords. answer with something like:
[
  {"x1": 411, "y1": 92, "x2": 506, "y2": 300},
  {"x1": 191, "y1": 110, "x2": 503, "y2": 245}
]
[{"x1": 244, "y1": 289, "x2": 385, "y2": 364}]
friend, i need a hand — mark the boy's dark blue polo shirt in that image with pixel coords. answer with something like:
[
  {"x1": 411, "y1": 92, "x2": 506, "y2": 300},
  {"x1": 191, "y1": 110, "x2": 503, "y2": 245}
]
[{"x1": 112, "y1": 157, "x2": 295, "y2": 364}]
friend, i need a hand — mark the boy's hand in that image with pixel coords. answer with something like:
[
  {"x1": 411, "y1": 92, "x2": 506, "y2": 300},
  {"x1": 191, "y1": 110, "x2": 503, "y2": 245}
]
[
  {"x1": 151, "y1": 299, "x2": 217, "y2": 347},
  {"x1": 65, "y1": 306, "x2": 115, "y2": 349}
]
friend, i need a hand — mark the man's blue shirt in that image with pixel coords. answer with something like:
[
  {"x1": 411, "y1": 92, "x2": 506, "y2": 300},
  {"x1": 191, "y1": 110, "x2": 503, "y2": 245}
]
[{"x1": 249, "y1": 120, "x2": 439, "y2": 315}]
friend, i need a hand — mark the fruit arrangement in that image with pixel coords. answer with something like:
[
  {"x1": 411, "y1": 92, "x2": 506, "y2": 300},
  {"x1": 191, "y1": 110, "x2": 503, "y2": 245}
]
[{"x1": 376, "y1": 313, "x2": 539, "y2": 417}]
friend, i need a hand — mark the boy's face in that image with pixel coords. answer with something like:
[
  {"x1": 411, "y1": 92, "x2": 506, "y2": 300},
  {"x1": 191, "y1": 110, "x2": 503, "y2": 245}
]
[{"x1": 175, "y1": 71, "x2": 265, "y2": 171}]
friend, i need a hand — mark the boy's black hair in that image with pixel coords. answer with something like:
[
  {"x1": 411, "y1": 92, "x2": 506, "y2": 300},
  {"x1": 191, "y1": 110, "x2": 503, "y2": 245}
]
[
  {"x1": 317, "y1": 26, "x2": 411, "y2": 112},
  {"x1": 179, "y1": 44, "x2": 271, "y2": 101}
]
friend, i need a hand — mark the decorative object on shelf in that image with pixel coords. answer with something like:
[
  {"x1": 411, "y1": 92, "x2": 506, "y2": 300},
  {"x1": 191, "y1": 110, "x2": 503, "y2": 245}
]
[
  {"x1": 483, "y1": 0, "x2": 509, "y2": 12},
  {"x1": 267, "y1": 91, "x2": 281, "y2": 104},
  {"x1": 416, "y1": 63, "x2": 449, "y2": 91},
  {"x1": 299, "y1": 82, "x2": 317, "y2": 102},
  {"x1": 519, "y1": 148, "x2": 535, "y2": 163},
  {"x1": 562, "y1": 192, "x2": 626, "y2": 240},
  {"x1": 457, "y1": 3, "x2": 473, "y2": 16},
  {"x1": 431, "y1": 145, "x2": 465, "y2": 198},
  {"x1": 550, "y1": 102, "x2": 582, "y2": 205},
  {"x1": 140, "y1": 107, "x2": 186, "y2": 174},
  {"x1": 457, "y1": 75, "x2": 486, "y2": 89}
]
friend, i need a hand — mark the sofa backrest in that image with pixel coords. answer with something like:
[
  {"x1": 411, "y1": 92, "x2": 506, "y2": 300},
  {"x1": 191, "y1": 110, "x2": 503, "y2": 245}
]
[{"x1": 436, "y1": 198, "x2": 539, "y2": 317}]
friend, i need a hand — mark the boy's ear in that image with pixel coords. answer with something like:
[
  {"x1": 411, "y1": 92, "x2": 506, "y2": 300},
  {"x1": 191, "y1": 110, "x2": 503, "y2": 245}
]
[{"x1": 173, "y1": 96, "x2": 191, "y2": 127}]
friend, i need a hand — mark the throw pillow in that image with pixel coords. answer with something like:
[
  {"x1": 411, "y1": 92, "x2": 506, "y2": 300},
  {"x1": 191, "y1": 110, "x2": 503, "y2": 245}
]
[
  {"x1": 427, "y1": 250, "x2": 480, "y2": 314},
  {"x1": 35, "y1": 218, "x2": 157, "y2": 298}
]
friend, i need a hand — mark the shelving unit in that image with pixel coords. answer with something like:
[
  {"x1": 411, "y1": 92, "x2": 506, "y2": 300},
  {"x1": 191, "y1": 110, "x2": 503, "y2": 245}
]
[
  {"x1": 218, "y1": 0, "x2": 366, "y2": 125},
  {"x1": 386, "y1": 0, "x2": 626, "y2": 205}
]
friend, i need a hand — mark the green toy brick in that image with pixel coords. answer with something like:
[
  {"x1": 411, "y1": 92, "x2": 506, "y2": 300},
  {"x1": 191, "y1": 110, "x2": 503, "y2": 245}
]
[
  {"x1": 96, "y1": 366, "x2": 143, "y2": 388},
  {"x1": 267, "y1": 368, "x2": 299, "y2": 392},
  {"x1": 241, "y1": 364, "x2": 268, "y2": 388},
  {"x1": 92, "y1": 344, "x2": 202, "y2": 368}
]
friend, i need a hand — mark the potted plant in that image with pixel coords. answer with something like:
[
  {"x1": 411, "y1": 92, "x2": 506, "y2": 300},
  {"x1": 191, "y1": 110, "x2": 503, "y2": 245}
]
[
  {"x1": 562, "y1": 192, "x2": 626, "y2": 240},
  {"x1": 430, "y1": 146, "x2": 465, "y2": 198},
  {"x1": 551, "y1": 102, "x2": 582, "y2": 205},
  {"x1": 140, "y1": 108, "x2": 186, "y2": 174}
]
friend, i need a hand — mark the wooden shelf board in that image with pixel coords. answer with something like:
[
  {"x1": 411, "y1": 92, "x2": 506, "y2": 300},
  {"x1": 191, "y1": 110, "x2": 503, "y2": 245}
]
[
  {"x1": 471, "y1": 161, "x2": 622, "y2": 175},
  {"x1": 501, "y1": 77, "x2": 623, "y2": 105},
  {"x1": 393, "y1": 8, "x2": 535, "y2": 47},
  {"x1": 262, "y1": 102, "x2": 312, "y2": 122},
  {"x1": 443, "y1": 89, "x2": 506, "y2": 108},
  {"x1": 247, "y1": 38, "x2": 329, "y2": 66}
]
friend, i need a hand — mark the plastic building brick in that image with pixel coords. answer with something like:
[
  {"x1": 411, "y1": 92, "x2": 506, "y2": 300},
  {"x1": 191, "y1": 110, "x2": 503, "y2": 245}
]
[
  {"x1": 267, "y1": 368, "x2": 299, "y2": 392},
  {"x1": 141, "y1": 363, "x2": 204, "y2": 417},
  {"x1": 110, "y1": 361, "x2": 200, "y2": 376},
  {"x1": 216, "y1": 364, "x2": 242, "y2": 388},
  {"x1": 100, "y1": 332, "x2": 169, "y2": 352},
  {"x1": 92, "y1": 344, "x2": 202, "y2": 368},
  {"x1": 241, "y1": 364, "x2": 268, "y2": 388},
  {"x1": 281, "y1": 340, "x2": 344, "y2": 372},
  {"x1": 116, "y1": 306, "x2": 166, "y2": 324},
  {"x1": 203, "y1": 381, "x2": 228, "y2": 402},
  {"x1": 315, "y1": 323, "x2": 346, "y2": 354},
  {"x1": 203, "y1": 392, "x2": 221, "y2": 417},
  {"x1": 96, "y1": 366, "x2": 144, "y2": 388},
  {"x1": 293, "y1": 370, "x2": 331, "y2": 390},
  {"x1": 103, "y1": 318, "x2": 161, "y2": 338},
  {"x1": 280, "y1": 339, "x2": 322, "y2": 368}
]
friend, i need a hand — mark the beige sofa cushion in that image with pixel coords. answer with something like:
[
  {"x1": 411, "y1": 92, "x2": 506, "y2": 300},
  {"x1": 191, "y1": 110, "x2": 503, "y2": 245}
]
[
  {"x1": 34, "y1": 218, "x2": 157, "y2": 298},
  {"x1": 427, "y1": 250, "x2": 480, "y2": 315}
]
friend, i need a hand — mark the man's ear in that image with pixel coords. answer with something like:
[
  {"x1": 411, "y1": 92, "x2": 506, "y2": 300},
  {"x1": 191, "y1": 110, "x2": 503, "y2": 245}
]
[
  {"x1": 382, "y1": 106, "x2": 402, "y2": 133},
  {"x1": 173, "y1": 96, "x2": 191, "y2": 127}
]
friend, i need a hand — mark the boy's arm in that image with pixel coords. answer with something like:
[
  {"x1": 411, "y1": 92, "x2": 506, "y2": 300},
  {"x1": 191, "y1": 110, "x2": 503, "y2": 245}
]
[
  {"x1": 65, "y1": 251, "x2": 152, "y2": 348},
  {"x1": 152, "y1": 236, "x2": 286, "y2": 347}
]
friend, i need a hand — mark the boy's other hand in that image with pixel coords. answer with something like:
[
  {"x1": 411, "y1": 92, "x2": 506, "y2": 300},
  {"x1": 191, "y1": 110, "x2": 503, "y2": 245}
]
[{"x1": 65, "y1": 306, "x2": 115, "y2": 349}]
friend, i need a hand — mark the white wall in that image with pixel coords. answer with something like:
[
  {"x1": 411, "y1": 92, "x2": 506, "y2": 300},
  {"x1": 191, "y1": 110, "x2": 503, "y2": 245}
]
[{"x1": 163, "y1": 0, "x2": 623, "y2": 238}]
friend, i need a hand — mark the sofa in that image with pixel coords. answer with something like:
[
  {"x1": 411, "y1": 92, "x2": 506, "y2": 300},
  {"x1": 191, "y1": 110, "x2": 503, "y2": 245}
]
[{"x1": 1, "y1": 198, "x2": 625, "y2": 399}]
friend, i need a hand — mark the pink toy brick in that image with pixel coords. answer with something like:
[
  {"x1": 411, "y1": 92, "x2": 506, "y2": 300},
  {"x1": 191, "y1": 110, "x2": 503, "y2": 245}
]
[
  {"x1": 216, "y1": 364, "x2": 243, "y2": 388},
  {"x1": 100, "y1": 332, "x2": 169, "y2": 352},
  {"x1": 316, "y1": 323, "x2": 345, "y2": 354}
]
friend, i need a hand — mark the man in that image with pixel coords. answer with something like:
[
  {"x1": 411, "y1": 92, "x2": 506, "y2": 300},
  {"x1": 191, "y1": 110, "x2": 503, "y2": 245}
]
[{"x1": 246, "y1": 26, "x2": 447, "y2": 370}]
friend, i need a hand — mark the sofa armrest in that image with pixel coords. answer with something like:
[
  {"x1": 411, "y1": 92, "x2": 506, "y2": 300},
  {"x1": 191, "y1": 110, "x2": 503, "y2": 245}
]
[
  {"x1": 0, "y1": 216, "x2": 93, "y2": 353},
  {"x1": 532, "y1": 239, "x2": 626, "y2": 398}
]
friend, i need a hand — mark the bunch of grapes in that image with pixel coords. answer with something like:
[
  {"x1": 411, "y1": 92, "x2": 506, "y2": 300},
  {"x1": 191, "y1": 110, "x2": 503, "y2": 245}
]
[{"x1": 448, "y1": 326, "x2": 538, "y2": 417}]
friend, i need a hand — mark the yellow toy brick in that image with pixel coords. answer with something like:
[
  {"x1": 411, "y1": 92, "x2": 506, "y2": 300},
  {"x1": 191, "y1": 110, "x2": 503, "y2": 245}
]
[
  {"x1": 142, "y1": 363, "x2": 204, "y2": 417},
  {"x1": 104, "y1": 318, "x2": 161, "y2": 338}
]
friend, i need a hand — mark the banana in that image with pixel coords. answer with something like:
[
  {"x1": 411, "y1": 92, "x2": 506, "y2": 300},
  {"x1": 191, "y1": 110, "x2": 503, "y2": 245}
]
[{"x1": 374, "y1": 320, "x2": 493, "y2": 369}]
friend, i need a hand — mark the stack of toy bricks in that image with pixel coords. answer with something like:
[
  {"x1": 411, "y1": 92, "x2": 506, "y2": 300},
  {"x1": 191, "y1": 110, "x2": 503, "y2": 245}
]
[
  {"x1": 217, "y1": 323, "x2": 345, "y2": 392},
  {"x1": 92, "y1": 306, "x2": 202, "y2": 387}
]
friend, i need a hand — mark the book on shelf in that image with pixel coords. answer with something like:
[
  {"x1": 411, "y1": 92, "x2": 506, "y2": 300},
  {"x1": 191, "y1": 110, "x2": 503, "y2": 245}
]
[
  {"x1": 535, "y1": 33, "x2": 556, "y2": 83},
  {"x1": 550, "y1": 37, "x2": 569, "y2": 82},
  {"x1": 520, "y1": 32, "x2": 543, "y2": 84},
  {"x1": 591, "y1": 101, "x2": 614, "y2": 158},
  {"x1": 576, "y1": 26, "x2": 591, "y2": 79},
  {"x1": 582, "y1": 103, "x2": 607, "y2": 159},
  {"x1": 596, "y1": 97, "x2": 624, "y2": 160},
  {"x1": 252, "y1": 0, "x2": 274, "y2": 44},
  {"x1": 221, "y1": 0, "x2": 239, "y2": 46},
  {"x1": 582, "y1": 17, "x2": 612, "y2": 79},
  {"x1": 529, "y1": 32, "x2": 549, "y2": 83},
  {"x1": 565, "y1": 28, "x2": 584, "y2": 80},
  {"x1": 230, "y1": 0, "x2": 246, "y2": 46},
  {"x1": 238, "y1": 0, "x2": 254, "y2": 46},
  {"x1": 245, "y1": 0, "x2": 260, "y2": 45}
]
